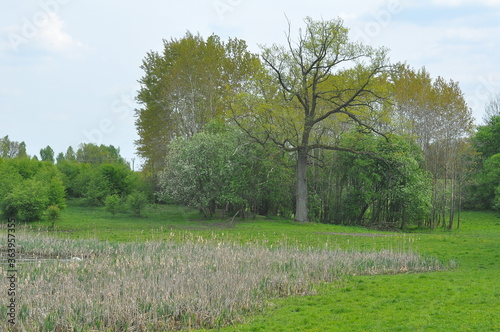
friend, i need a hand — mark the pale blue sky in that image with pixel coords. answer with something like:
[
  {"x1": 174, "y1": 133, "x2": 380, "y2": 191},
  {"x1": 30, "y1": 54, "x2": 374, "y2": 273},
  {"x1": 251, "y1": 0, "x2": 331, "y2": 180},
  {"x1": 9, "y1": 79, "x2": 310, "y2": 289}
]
[{"x1": 1, "y1": 0, "x2": 499, "y2": 167}]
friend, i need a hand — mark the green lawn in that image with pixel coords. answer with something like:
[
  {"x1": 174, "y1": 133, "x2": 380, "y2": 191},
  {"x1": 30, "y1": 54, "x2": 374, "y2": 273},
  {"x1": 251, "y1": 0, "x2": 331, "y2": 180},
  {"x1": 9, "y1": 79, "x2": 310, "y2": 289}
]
[{"x1": 21, "y1": 201, "x2": 500, "y2": 331}]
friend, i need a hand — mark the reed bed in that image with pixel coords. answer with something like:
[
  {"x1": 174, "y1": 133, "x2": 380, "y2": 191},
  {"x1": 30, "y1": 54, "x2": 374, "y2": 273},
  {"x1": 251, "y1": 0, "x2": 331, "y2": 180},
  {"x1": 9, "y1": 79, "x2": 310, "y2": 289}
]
[{"x1": 1, "y1": 232, "x2": 448, "y2": 331}]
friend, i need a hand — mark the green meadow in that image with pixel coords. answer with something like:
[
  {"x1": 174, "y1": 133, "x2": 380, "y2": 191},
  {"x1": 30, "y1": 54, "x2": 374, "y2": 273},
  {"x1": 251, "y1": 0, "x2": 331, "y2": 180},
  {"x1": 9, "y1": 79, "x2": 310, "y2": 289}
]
[{"x1": 1, "y1": 200, "x2": 499, "y2": 331}]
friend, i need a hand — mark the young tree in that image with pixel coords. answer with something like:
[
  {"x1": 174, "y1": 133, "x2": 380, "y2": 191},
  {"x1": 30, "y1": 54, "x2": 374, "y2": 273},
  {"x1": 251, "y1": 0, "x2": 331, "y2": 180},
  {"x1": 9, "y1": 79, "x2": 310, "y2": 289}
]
[
  {"x1": 233, "y1": 17, "x2": 389, "y2": 222},
  {"x1": 65, "y1": 146, "x2": 76, "y2": 161},
  {"x1": 18, "y1": 142, "x2": 28, "y2": 158},
  {"x1": 126, "y1": 191, "x2": 148, "y2": 216},
  {"x1": 82, "y1": 168, "x2": 111, "y2": 206},
  {"x1": 76, "y1": 143, "x2": 125, "y2": 164},
  {"x1": 0, "y1": 136, "x2": 28, "y2": 158},
  {"x1": 40, "y1": 146, "x2": 55, "y2": 163},
  {"x1": 56, "y1": 152, "x2": 65, "y2": 163},
  {"x1": 105, "y1": 194, "x2": 122, "y2": 215},
  {"x1": 391, "y1": 64, "x2": 474, "y2": 229}
]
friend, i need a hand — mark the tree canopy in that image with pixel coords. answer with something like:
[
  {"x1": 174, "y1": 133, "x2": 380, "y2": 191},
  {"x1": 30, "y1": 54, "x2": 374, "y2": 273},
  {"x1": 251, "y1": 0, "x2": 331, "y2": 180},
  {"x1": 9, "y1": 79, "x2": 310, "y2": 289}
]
[
  {"x1": 135, "y1": 32, "x2": 262, "y2": 173},
  {"x1": 232, "y1": 17, "x2": 391, "y2": 222},
  {"x1": 131, "y1": 17, "x2": 484, "y2": 227}
]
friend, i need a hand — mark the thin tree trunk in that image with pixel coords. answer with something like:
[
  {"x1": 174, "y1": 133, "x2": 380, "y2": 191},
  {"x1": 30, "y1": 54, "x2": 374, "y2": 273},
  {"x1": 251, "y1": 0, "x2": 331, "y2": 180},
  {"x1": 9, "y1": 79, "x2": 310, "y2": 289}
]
[
  {"x1": 457, "y1": 172, "x2": 462, "y2": 229},
  {"x1": 449, "y1": 168, "x2": 455, "y2": 230}
]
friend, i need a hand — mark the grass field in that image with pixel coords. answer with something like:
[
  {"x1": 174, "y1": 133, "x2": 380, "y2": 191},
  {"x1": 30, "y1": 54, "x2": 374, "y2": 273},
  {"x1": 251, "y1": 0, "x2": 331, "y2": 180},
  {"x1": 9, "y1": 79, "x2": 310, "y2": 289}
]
[{"x1": 1, "y1": 199, "x2": 499, "y2": 331}]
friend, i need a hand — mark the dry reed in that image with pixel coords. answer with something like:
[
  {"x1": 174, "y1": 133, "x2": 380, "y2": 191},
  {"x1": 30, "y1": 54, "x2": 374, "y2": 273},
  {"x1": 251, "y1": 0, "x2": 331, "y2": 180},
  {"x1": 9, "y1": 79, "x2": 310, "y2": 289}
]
[{"x1": 1, "y1": 232, "x2": 447, "y2": 331}]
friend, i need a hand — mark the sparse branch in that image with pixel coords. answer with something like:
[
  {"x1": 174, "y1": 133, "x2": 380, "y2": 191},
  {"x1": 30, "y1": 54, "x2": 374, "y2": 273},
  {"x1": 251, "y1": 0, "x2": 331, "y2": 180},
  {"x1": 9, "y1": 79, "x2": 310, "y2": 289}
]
[
  {"x1": 313, "y1": 65, "x2": 387, "y2": 127},
  {"x1": 261, "y1": 54, "x2": 292, "y2": 94},
  {"x1": 309, "y1": 144, "x2": 391, "y2": 164}
]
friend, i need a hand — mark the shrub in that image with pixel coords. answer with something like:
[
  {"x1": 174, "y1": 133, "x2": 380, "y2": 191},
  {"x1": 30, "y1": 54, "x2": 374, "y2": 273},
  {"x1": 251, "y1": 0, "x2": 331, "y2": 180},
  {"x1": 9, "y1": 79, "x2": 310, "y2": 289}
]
[
  {"x1": 47, "y1": 205, "x2": 61, "y2": 221},
  {"x1": 104, "y1": 194, "x2": 122, "y2": 215},
  {"x1": 46, "y1": 205, "x2": 61, "y2": 230},
  {"x1": 127, "y1": 191, "x2": 148, "y2": 216},
  {"x1": 1, "y1": 180, "x2": 49, "y2": 221},
  {"x1": 83, "y1": 170, "x2": 110, "y2": 206},
  {"x1": 35, "y1": 167, "x2": 67, "y2": 209}
]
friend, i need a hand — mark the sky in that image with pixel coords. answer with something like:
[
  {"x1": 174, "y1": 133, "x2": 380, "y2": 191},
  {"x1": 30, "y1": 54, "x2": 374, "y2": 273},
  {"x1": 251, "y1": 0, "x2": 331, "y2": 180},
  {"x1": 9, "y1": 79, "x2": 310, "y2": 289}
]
[{"x1": 1, "y1": 0, "x2": 499, "y2": 169}]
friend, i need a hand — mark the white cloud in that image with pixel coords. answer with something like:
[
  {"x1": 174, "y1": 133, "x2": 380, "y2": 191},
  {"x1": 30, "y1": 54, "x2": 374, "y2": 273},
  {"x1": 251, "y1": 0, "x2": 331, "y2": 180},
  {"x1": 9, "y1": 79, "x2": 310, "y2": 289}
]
[
  {"x1": 1, "y1": 12, "x2": 89, "y2": 56},
  {"x1": 35, "y1": 12, "x2": 84, "y2": 53}
]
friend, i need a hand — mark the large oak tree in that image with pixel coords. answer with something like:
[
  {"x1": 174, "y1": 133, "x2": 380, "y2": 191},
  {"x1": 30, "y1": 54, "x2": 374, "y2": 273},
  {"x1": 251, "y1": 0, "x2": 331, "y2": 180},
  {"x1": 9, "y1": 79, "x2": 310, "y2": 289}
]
[{"x1": 232, "y1": 17, "x2": 390, "y2": 222}]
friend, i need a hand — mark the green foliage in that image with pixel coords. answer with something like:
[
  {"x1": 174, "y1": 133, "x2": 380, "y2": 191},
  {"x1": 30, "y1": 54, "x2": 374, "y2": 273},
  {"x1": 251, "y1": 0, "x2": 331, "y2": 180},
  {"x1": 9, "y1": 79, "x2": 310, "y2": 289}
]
[
  {"x1": 55, "y1": 145, "x2": 144, "y2": 207},
  {"x1": 0, "y1": 135, "x2": 28, "y2": 158},
  {"x1": 0, "y1": 157, "x2": 66, "y2": 221},
  {"x1": 473, "y1": 115, "x2": 500, "y2": 160},
  {"x1": 494, "y1": 185, "x2": 500, "y2": 212},
  {"x1": 159, "y1": 124, "x2": 293, "y2": 218},
  {"x1": 126, "y1": 191, "x2": 148, "y2": 216},
  {"x1": 34, "y1": 167, "x2": 67, "y2": 209},
  {"x1": 76, "y1": 143, "x2": 125, "y2": 164},
  {"x1": 232, "y1": 17, "x2": 390, "y2": 222},
  {"x1": 308, "y1": 134, "x2": 431, "y2": 228},
  {"x1": 475, "y1": 153, "x2": 500, "y2": 209},
  {"x1": 105, "y1": 194, "x2": 122, "y2": 215},
  {"x1": 65, "y1": 146, "x2": 77, "y2": 161},
  {"x1": 83, "y1": 168, "x2": 111, "y2": 206},
  {"x1": 2, "y1": 179, "x2": 49, "y2": 221},
  {"x1": 135, "y1": 31, "x2": 262, "y2": 173},
  {"x1": 9, "y1": 157, "x2": 43, "y2": 179},
  {"x1": 57, "y1": 160, "x2": 90, "y2": 197},
  {"x1": 47, "y1": 205, "x2": 61, "y2": 221},
  {"x1": 0, "y1": 159, "x2": 23, "y2": 200},
  {"x1": 19, "y1": 203, "x2": 500, "y2": 331},
  {"x1": 40, "y1": 145, "x2": 55, "y2": 163},
  {"x1": 80, "y1": 163, "x2": 144, "y2": 206},
  {"x1": 466, "y1": 116, "x2": 500, "y2": 210}
]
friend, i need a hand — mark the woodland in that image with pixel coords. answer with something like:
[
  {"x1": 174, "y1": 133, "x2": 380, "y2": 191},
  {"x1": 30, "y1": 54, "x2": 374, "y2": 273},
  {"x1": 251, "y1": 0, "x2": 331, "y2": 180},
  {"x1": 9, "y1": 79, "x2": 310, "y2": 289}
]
[{"x1": 1, "y1": 17, "x2": 500, "y2": 228}]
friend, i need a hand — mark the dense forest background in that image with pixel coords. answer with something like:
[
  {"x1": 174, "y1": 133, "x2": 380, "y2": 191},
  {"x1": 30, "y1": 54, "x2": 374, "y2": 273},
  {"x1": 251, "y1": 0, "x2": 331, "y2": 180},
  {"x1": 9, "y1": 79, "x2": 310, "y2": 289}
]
[{"x1": 1, "y1": 18, "x2": 499, "y2": 229}]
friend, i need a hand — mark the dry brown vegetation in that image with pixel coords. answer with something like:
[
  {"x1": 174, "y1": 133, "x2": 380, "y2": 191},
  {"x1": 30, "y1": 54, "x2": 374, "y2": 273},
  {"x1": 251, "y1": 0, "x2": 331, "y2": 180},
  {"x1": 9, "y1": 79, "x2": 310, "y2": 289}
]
[{"x1": 1, "y1": 232, "x2": 447, "y2": 331}]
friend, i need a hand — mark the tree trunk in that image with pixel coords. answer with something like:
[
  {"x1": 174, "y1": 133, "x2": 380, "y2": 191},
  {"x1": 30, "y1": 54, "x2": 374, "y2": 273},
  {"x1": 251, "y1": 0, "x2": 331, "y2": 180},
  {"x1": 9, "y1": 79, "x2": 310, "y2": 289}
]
[
  {"x1": 448, "y1": 171, "x2": 455, "y2": 230},
  {"x1": 457, "y1": 172, "x2": 462, "y2": 229},
  {"x1": 295, "y1": 148, "x2": 309, "y2": 222}
]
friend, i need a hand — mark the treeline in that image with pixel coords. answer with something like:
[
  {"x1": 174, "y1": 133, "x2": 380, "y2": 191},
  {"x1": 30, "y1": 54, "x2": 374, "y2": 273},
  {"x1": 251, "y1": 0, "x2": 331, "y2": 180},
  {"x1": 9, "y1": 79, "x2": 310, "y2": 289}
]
[
  {"x1": 135, "y1": 18, "x2": 499, "y2": 229},
  {"x1": 3, "y1": 18, "x2": 498, "y2": 228},
  {"x1": 0, "y1": 140, "x2": 150, "y2": 222}
]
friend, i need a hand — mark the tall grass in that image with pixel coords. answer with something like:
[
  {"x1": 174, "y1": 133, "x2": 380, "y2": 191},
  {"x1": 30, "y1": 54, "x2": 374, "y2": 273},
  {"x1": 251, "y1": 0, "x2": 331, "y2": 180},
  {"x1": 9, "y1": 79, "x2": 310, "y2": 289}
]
[{"x1": 1, "y1": 231, "x2": 449, "y2": 331}]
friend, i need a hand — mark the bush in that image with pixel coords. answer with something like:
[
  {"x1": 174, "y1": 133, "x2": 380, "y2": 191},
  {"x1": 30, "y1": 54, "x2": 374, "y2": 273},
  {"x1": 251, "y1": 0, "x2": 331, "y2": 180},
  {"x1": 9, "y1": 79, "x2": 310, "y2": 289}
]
[
  {"x1": 105, "y1": 194, "x2": 122, "y2": 215},
  {"x1": 46, "y1": 205, "x2": 61, "y2": 230},
  {"x1": 0, "y1": 160, "x2": 23, "y2": 199},
  {"x1": 2, "y1": 180, "x2": 49, "y2": 221},
  {"x1": 83, "y1": 170, "x2": 110, "y2": 206},
  {"x1": 35, "y1": 168, "x2": 67, "y2": 209},
  {"x1": 47, "y1": 205, "x2": 61, "y2": 221},
  {"x1": 127, "y1": 191, "x2": 148, "y2": 216}
]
